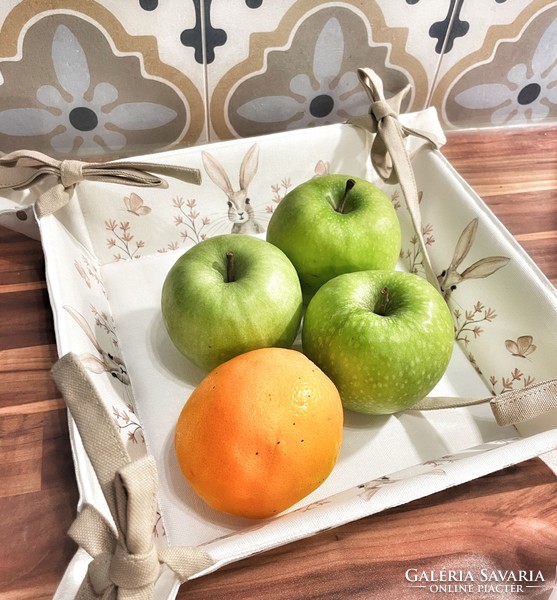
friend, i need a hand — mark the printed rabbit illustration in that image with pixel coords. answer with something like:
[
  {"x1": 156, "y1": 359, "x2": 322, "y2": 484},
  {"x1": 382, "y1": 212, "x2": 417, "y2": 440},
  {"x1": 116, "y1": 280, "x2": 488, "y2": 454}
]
[
  {"x1": 202, "y1": 143, "x2": 264, "y2": 234},
  {"x1": 63, "y1": 305, "x2": 130, "y2": 385},
  {"x1": 438, "y1": 218, "x2": 510, "y2": 299}
]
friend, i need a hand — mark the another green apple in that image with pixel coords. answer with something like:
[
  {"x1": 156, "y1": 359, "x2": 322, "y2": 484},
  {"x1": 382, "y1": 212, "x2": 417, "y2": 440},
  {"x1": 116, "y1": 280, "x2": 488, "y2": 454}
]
[
  {"x1": 266, "y1": 174, "x2": 401, "y2": 301},
  {"x1": 161, "y1": 234, "x2": 303, "y2": 371},
  {"x1": 302, "y1": 270, "x2": 454, "y2": 415}
]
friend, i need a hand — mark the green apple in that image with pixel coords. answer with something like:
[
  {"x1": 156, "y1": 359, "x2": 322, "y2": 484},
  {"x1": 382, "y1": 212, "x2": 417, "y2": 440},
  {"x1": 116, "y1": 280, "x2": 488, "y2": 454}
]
[
  {"x1": 302, "y1": 270, "x2": 454, "y2": 415},
  {"x1": 161, "y1": 234, "x2": 303, "y2": 371},
  {"x1": 266, "y1": 174, "x2": 401, "y2": 301}
]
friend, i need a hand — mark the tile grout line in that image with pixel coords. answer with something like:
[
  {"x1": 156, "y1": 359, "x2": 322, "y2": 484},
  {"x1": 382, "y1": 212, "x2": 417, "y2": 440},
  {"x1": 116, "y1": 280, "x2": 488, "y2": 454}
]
[
  {"x1": 425, "y1": 0, "x2": 462, "y2": 108},
  {"x1": 200, "y1": 0, "x2": 212, "y2": 143}
]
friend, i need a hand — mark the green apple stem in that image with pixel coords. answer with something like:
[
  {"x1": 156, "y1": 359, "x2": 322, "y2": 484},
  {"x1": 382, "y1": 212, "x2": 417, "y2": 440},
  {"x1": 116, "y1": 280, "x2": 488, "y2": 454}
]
[
  {"x1": 376, "y1": 287, "x2": 390, "y2": 316},
  {"x1": 337, "y1": 178, "x2": 356, "y2": 214},
  {"x1": 226, "y1": 251, "x2": 235, "y2": 283}
]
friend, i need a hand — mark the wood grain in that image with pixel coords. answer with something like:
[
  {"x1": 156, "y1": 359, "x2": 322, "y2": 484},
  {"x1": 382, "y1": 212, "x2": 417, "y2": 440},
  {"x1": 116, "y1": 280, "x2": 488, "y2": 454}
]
[{"x1": 0, "y1": 125, "x2": 556, "y2": 599}]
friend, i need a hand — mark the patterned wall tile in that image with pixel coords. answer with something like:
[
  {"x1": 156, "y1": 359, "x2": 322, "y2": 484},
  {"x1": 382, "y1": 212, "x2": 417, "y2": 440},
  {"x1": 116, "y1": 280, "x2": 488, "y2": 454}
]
[
  {"x1": 100, "y1": 0, "x2": 205, "y2": 75},
  {"x1": 432, "y1": 0, "x2": 557, "y2": 129},
  {"x1": 0, "y1": 0, "x2": 556, "y2": 160},
  {"x1": 380, "y1": 0, "x2": 460, "y2": 81},
  {"x1": 431, "y1": 0, "x2": 533, "y2": 80},
  {"x1": 0, "y1": 0, "x2": 207, "y2": 159},
  {"x1": 206, "y1": 0, "x2": 449, "y2": 141}
]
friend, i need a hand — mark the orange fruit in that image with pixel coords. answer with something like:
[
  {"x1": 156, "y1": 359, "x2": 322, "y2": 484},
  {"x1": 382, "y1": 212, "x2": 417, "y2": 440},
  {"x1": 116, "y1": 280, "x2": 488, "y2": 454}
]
[{"x1": 175, "y1": 347, "x2": 344, "y2": 519}]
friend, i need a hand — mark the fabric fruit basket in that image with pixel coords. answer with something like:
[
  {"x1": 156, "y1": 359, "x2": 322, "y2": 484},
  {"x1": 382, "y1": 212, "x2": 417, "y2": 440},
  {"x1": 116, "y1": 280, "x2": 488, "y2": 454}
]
[{"x1": 1, "y1": 69, "x2": 556, "y2": 600}]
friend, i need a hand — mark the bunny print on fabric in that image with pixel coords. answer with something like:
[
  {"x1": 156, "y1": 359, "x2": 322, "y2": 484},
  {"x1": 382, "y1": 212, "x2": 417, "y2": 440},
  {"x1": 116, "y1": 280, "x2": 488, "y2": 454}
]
[{"x1": 201, "y1": 143, "x2": 265, "y2": 234}]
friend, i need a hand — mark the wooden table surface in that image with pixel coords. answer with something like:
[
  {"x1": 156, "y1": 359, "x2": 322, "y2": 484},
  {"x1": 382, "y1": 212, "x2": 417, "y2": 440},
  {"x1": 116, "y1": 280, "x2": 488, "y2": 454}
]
[{"x1": 1, "y1": 125, "x2": 557, "y2": 600}]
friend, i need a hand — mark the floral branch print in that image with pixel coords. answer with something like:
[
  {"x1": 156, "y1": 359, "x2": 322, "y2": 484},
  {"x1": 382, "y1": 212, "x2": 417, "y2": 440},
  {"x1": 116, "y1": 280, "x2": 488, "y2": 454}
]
[
  {"x1": 401, "y1": 222, "x2": 435, "y2": 276},
  {"x1": 464, "y1": 351, "x2": 483, "y2": 377},
  {"x1": 113, "y1": 404, "x2": 145, "y2": 444},
  {"x1": 391, "y1": 189, "x2": 423, "y2": 211},
  {"x1": 105, "y1": 219, "x2": 145, "y2": 260},
  {"x1": 488, "y1": 369, "x2": 535, "y2": 396},
  {"x1": 358, "y1": 476, "x2": 396, "y2": 501},
  {"x1": 423, "y1": 456, "x2": 456, "y2": 468},
  {"x1": 90, "y1": 304, "x2": 118, "y2": 347},
  {"x1": 266, "y1": 177, "x2": 292, "y2": 214},
  {"x1": 74, "y1": 254, "x2": 108, "y2": 297},
  {"x1": 391, "y1": 188, "x2": 402, "y2": 210},
  {"x1": 391, "y1": 189, "x2": 433, "y2": 276},
  {"x1": 153, "y1": 511, "x2": 166, "y2": 538},
  {"x1": 358, "y1": 470, "x2": 446, "y2": 502},
  {"x1": 453, "y1": 301, "x2": 497, "y2": 345},
  {"x1": 298, "y1": 498, "x2": 332, "y2": 512},
  {"x1": 174, "y1": 197, "x2": 210, "y2": 243}
]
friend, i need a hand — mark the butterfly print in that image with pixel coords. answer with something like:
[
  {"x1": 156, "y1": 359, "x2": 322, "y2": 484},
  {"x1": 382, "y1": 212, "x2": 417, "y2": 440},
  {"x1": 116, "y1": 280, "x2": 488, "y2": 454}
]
[
  {"x1": 505, "y1": 335, "x2": 536, "y2": 358},
  {"x1": 124, "y1": 193, "x2": 152, "y2": 216}
]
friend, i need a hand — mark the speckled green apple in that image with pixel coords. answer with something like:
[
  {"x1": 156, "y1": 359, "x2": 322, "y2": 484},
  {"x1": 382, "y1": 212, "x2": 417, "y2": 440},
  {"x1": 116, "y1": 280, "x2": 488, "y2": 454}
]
[
  {"x1": 266, "y1": 174, "x2": 401, "y2": 302},
  {"x1": 161, "y1": 234, "x2": 303, "y2": 371},
  {"x1": 302, "y1": 270, "x2": 454, "y2": 415}
]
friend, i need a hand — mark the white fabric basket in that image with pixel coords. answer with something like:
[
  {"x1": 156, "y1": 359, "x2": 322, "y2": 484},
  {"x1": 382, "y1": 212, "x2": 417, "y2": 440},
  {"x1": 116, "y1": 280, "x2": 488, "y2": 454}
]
[{"x1": 3, "y1": 109, "x2": 556, "y2": 599}]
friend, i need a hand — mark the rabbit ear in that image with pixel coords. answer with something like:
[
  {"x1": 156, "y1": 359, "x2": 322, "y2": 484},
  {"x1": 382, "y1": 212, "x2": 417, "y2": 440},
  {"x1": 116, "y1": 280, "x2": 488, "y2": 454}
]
[
  {"x1": 78, "y1": 353, "x2": 109, "y2": 374},
  {"x1": 239, "y1": 144, "x2": 259, "y2": 191},
  {"x1": 450, "y1": 218, "x2": 479, "y2": 268},
  {"x1": 202, "y1": 151, "x2": 234, "y2": 194},
  {"x1": 460, "y1": 256, "x2": 510, "y2": 280},
  {"x1": 63, "y1": 305, "x2": 102, "y2": 352}
]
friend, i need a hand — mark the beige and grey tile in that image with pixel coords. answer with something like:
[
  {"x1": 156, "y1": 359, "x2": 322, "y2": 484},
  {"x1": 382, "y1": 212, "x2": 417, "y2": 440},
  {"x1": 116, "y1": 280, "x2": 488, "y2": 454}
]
[
  {"x1": 0, "y1": 0, "x2": 206, "y2": 159},
  {"x1": 432, "y1": 0, "x2": 557, "y2": 129},
  {"x1": 206, "y1": 1, "x2": 446, "y2": 141}
]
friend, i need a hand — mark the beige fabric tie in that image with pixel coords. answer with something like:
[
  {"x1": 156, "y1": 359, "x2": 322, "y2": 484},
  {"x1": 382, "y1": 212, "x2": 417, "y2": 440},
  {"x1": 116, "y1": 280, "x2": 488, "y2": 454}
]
[
  {"x1": 0, "y1": 149, "x2": 202, "y2": 218},
  {"x1": 350, "y1": 67, "x2": 557, "y2": 422},
  {"x1": 411, "y1": 378, "x2": 557, "y2": 426},
  {"x1": 51, "y1": 353, "x2": 214, "y2": 600},
  {"x1": 349, "y1": 67, "x2": 441, "y2": 292}
]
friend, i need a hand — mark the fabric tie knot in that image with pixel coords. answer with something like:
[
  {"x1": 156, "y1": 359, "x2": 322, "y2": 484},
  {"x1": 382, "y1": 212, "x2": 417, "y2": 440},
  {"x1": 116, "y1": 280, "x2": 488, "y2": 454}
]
[
  {"x1": 0, "y1": 148, "x2": 201, "y2": 218},
  {"x1": 369, "y1": 98, "x2": 397, "y2": 128},
  {"x1": 60, "y1": 159, "x2": 84, "y2": 189},
  {"x1": 51, "y1": 354, "x2": 215, "y2": 600},
  {"x1": 87, "y1": 553, "x2": 112, "y2": 596},
  {"x1": 111, "y1": 544, "x2": 160, "y2": 591},
  {"x1": 348, "y1": 68, "x2": 441, "y2": 292}
]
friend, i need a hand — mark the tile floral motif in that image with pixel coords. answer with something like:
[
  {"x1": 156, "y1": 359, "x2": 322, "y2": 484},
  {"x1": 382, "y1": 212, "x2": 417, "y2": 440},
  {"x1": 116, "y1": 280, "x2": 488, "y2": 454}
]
[
  {"x1": 0, "y1": 0, "x2": 554, "y2": 156},
  {"x1": 435, "y1": 2, "x2": 557, "y2": 128},
  {"x1": 404, "y1": 0, "x2": 471, "y2": 55},
  {"x1": 0, "y1": 2, "x2": 205, "y2": 158},
  {"x1": 181, "y1": 0, "x2": 227, "y2": 64},
  {"x1": 429, "y1": 0, "x2": 469, "y2": 55},
  {"x1": 139, "y1": 0, "x2": 159, "y2": 10},
  {"x1": 209, "y1": 3, "x2": 426, "y2": 139}
]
